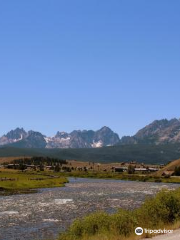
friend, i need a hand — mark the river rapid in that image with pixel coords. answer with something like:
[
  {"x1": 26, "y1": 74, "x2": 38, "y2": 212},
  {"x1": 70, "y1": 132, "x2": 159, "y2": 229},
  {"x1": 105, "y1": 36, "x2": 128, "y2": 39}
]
[{"x1": 0, "y1": 178, "x2": 179, "y2": 240}]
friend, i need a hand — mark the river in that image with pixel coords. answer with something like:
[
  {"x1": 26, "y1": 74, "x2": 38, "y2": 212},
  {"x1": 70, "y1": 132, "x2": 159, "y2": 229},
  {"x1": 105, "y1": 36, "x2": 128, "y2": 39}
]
[{"x1": 0, "y1": 178, "x2": 179, "y2": 240}]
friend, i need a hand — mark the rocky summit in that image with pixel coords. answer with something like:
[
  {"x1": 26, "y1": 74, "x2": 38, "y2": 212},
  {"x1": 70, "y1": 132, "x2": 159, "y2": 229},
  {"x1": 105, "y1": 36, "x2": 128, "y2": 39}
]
[{"x1": 120, "y1": 118, "x2": 180, "y2": 145}]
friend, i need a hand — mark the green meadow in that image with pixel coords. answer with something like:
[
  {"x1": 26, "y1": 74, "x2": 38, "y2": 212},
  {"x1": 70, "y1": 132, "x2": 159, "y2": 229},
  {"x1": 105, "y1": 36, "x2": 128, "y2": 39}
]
[{"x1": 0, "y1": 170, "x2": 68, "y2": 195}]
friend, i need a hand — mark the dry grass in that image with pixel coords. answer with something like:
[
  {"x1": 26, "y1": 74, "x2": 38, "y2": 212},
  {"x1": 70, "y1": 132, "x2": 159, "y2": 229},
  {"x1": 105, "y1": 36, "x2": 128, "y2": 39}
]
[
  {"x1": 66, "y1": 160, "x2": 158, "y2": 172},
  {"x1": 154, "y1": 158, "x2": 180, "y2": 177},
  {"x1": 66, "y1": 160, "x2": 124, "y2": 171}
]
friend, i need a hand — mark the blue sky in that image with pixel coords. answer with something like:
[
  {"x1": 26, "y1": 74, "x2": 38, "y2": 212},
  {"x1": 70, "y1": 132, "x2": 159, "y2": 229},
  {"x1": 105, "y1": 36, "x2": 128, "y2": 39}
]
[{"x1": 0, "y1": 0, "x2": 180, "y2": 137}]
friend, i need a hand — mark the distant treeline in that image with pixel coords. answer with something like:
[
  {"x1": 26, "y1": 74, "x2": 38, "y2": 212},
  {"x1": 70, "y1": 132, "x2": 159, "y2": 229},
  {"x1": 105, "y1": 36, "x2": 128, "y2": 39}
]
[
  {"x1": 1, "y1": 144, "x2": 180, "y2": 164},
  {"x1": 4, "y1": 156, "x2": 67, "y2": 171},
  {"x1": 12, "y1": 156, "x2": 67, "y2": 166}
]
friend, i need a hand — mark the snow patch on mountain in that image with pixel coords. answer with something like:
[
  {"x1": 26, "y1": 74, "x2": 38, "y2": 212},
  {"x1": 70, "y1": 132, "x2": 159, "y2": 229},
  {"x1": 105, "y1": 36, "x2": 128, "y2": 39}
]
[{"x1": 91, "y1": 140, "x2": 103, "y2": 148}]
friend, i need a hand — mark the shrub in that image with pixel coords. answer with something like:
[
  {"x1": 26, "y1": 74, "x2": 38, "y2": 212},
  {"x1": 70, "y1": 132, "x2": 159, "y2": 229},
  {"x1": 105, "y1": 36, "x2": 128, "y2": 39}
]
[
  {"x1": 110, "y1": 209, "x2": 137, "y2": 236},
  {"x1": 174, "y1": 166, "x2": 180, "y2": 176},
  {"x1": 69, "y1": 219, "x2": 84, "y2": 238},
  {"x1": 136, "y1": 189, "x2": 180, "y2": 228},
  {"x1": 155, "y1": 179, "x2": 162, "y2": 182},
  {"x1": 63, "y1": 212, "x2": 110, "y2": 240},
  {"x1": 81, "y1": 212, "x2": 110, "y2": 235},
  {"x1": 127, "y1": 165, "x2": 135, "y2": 174}
]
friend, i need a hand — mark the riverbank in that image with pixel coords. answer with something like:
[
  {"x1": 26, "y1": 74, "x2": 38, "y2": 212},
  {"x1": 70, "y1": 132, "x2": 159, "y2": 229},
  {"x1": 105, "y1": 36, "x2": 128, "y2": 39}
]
[
  {"x1": 0, "y1": 170, "x2": 68, "y2": 195},
  {"x1": 58, "y1": 187, "x2": 180, "y2": 240},
  {"x1": 1, "y1": 168, "x2": 180, "y2": 196}
]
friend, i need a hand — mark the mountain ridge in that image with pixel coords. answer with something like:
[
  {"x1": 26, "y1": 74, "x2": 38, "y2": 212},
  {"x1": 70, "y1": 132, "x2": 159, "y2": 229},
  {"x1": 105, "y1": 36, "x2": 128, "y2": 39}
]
[
  {"x1": 120, "y1": 118, "x2": 180, "y2": 145},
  {"x1": 1, "y1": 118, "x2": 180, "y2": 148},
  {"x1": 0, "y1": 126, "x2": 120, "y2": 149}
]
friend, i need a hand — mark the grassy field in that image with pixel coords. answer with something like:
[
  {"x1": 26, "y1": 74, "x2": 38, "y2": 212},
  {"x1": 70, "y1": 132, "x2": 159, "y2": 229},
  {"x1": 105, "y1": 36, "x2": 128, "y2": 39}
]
[
  {"x1": 0, "y1": 170, "x2": 68, "y2": 195},
  {"x1": 58, "y1": 188, "x2": 180, "y2": 240}
]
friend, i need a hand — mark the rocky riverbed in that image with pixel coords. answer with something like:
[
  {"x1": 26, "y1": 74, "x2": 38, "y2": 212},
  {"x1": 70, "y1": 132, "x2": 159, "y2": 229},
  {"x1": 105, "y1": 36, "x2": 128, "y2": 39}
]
[{"x1": 0, "y1": 178, "x2": 179, "y2": 240}]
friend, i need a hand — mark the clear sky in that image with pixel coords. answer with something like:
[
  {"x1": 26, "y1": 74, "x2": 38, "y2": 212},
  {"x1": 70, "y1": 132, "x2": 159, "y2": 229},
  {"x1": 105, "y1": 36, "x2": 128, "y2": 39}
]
[{"x1": 0, "y1": 0, "x2": 180, "y2": 137}]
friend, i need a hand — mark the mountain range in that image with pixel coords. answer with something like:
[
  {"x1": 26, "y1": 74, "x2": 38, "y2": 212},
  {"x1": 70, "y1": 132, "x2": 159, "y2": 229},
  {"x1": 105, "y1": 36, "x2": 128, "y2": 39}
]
[
  {"x1": 0, "y1": 126, "x2": 120, "y2": 148},
  {"x1": 0, "y1": 118, "x2": 180, "y2": 149}
]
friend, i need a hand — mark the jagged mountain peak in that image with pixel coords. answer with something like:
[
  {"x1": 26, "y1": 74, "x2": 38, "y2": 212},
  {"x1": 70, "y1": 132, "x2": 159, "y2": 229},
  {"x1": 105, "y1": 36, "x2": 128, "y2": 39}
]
[
  {"x1": 0, "y1": 127, "x2": 28, "y2": 146},
  {"x1": 55, "y1": 131, "x2": 69, "y2": 138},
  {"x1": 27, "y1": 130, "x2": 45, "y2": 137},
  {"x1": 5, "y1": 127, "x2": 27, "y2": 139},
  {"x1": 100, "y1": 126, "x2": 111, "y2": 129},
  {"x1": 98, "y1": 126, "x2": 114, "y2": 132},
  {"x1": 94, "y1": 126, "x2": 120, "y2": 146}
]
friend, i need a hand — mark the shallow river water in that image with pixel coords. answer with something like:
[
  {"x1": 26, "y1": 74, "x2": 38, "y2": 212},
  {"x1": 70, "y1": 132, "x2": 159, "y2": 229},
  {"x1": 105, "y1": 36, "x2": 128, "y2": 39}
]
[{"x1": 0, "y1": 178, "x2": 179, "y2": 240}]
